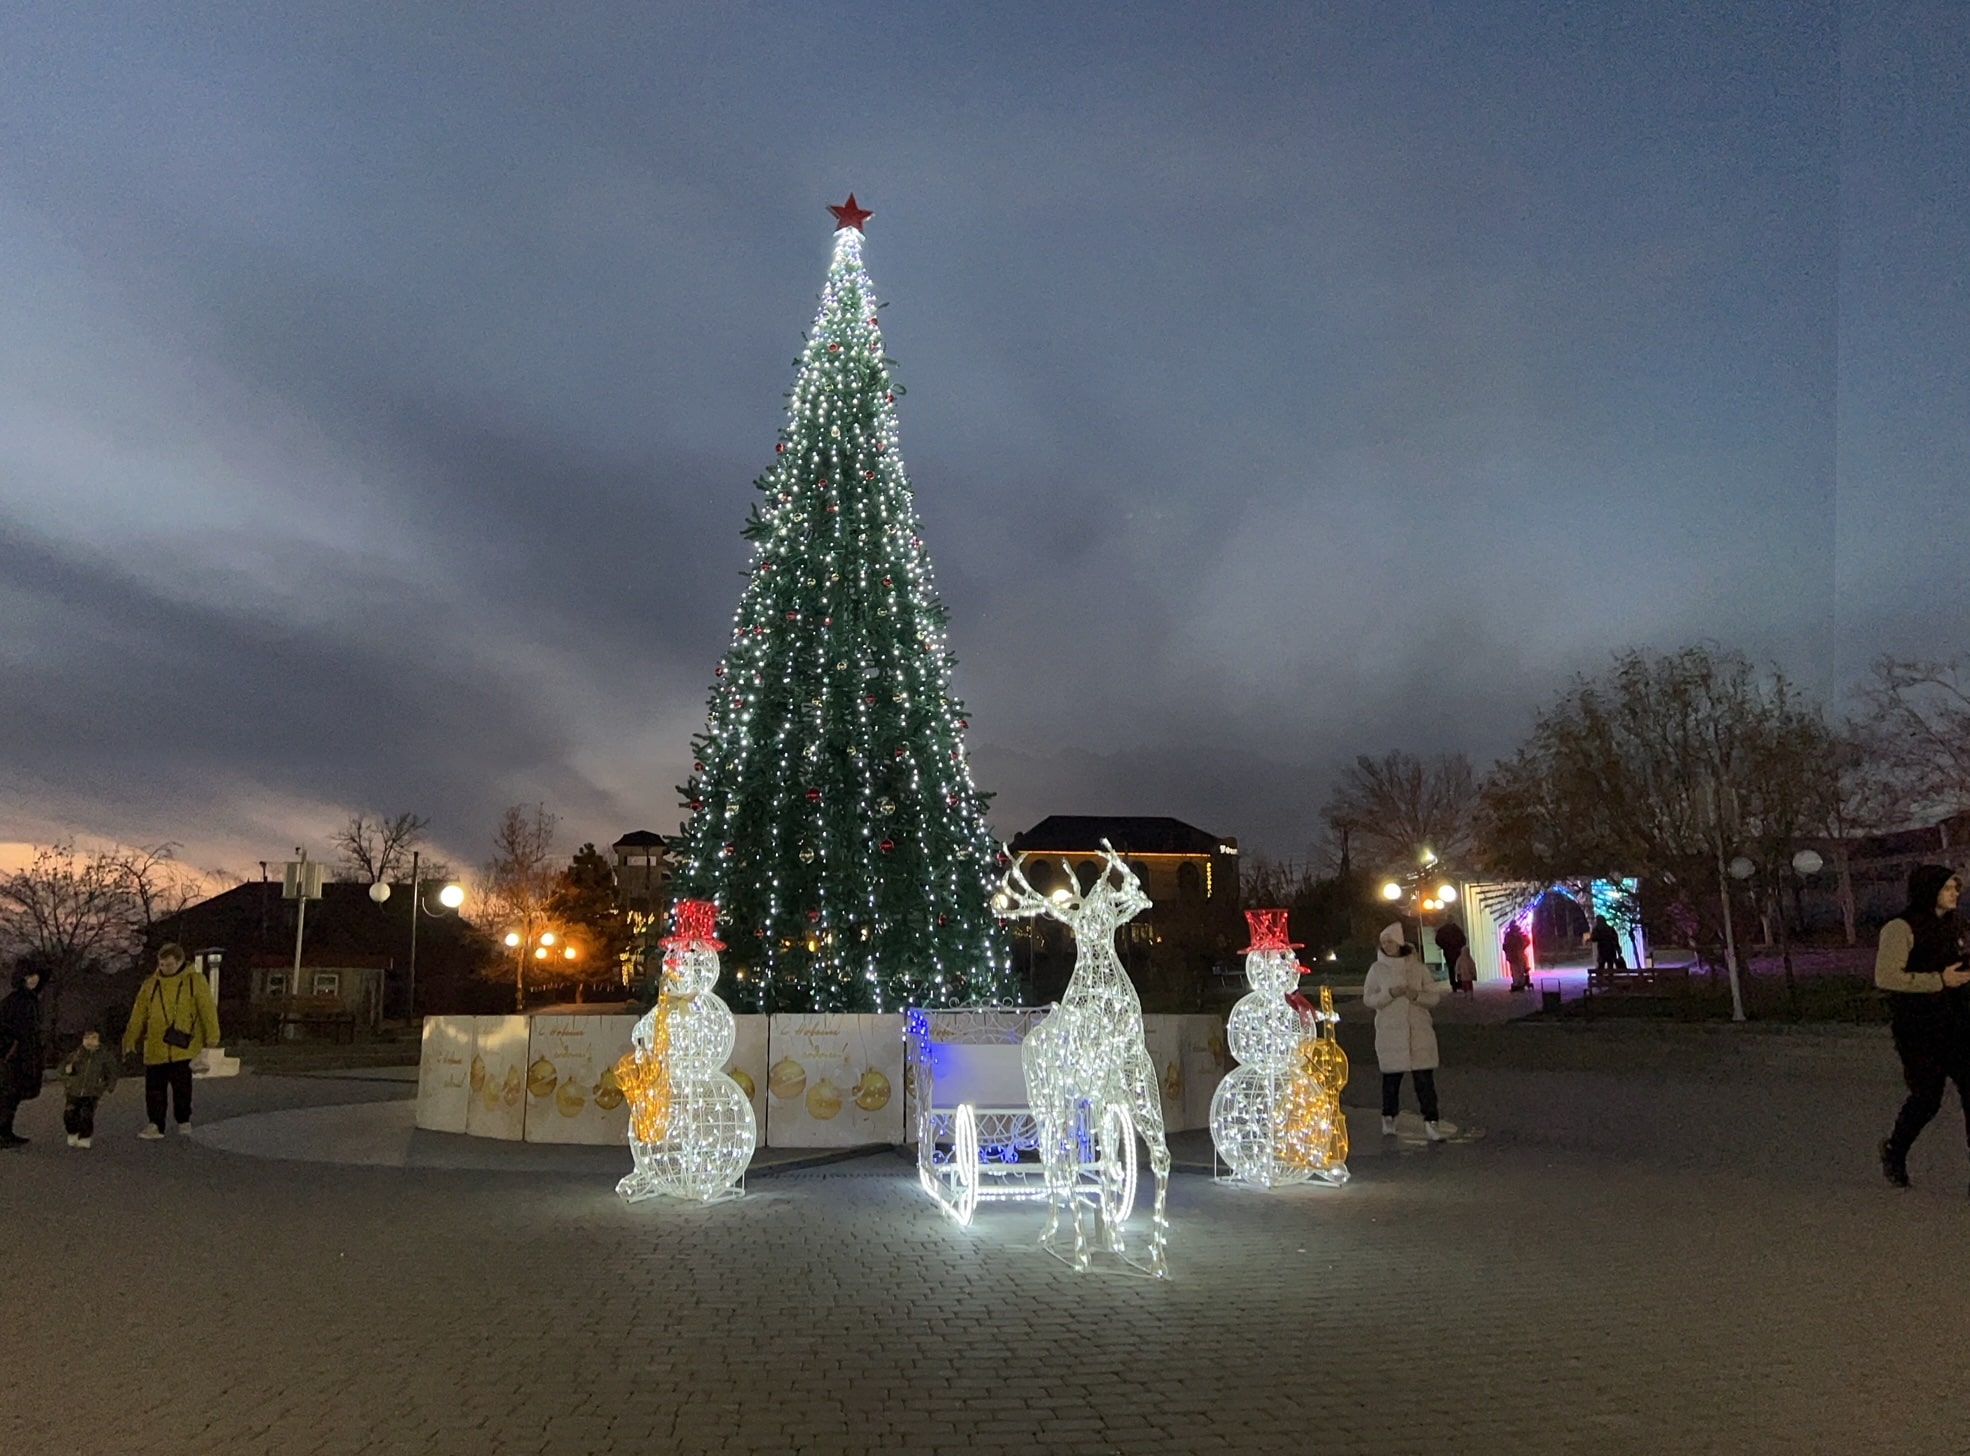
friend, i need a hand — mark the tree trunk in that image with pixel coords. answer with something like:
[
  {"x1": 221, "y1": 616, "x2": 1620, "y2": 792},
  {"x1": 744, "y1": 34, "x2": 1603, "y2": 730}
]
[{"x1": 1834, "y1": 843, "x2": 1857, "y2": 947}]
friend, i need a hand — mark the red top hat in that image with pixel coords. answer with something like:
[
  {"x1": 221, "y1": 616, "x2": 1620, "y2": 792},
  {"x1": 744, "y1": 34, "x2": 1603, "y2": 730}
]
[
  {"x1": 660, "y1": 899, "x2": 726, "y2": 950},
  {"x1": 1240, "y1": 908, "x2": 1302, "y2": 953}
]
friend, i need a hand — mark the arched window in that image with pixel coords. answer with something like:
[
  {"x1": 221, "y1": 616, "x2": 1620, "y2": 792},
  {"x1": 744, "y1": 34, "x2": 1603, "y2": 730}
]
[
  {"x1": 1126, "y1": 861, "x2": 1150, "y2": 892},
  {"x1": 1076, "y1": 860, "x2": 1102, "y2": 895},
  {"x1": 1177, "y1": 862, "x2": 1202, "y2": 901},
  {"x1": 1024, "y1": 859, "x2": 1057, "y2": 893}
]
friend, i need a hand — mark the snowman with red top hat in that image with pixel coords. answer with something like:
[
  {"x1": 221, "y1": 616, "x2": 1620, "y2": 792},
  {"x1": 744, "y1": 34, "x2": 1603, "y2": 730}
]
[
  {"x1": 616, "y1": 899, "x2": 754, "y2": 1203},
  {"x1": 1210, "y1": 909, "x2": 1319, "y2": 1188}
]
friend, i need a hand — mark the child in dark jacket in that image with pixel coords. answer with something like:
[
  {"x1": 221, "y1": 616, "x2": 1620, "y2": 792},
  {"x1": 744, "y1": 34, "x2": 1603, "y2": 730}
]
[{"x1": 60, "y1": 1030, "x2": 120, "y2": 1148}]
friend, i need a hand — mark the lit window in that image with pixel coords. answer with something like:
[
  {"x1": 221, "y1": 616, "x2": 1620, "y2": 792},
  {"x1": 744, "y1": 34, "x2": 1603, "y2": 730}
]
[{"x1": 312, "y1": 972, "x2": 341, "y2": 997}]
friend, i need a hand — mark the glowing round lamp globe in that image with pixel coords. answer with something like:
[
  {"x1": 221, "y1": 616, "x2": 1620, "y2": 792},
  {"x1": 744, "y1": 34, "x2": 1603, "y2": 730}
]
[
  {"x1": 504, "y1": 932, "x2": 521, "y2": 948},
  {"x1": 367, "y1": 882, "x2": 391, "y2": 904},
  {"x1": 1381, "y1": 882, "x2": 1402, "y2": 902},
  {"x1": 438, "y1": 884, "x2": 466, "y2": 909},
  {"x1": 1791, "y1": 849, "x2": 1824, "y2": 876}
]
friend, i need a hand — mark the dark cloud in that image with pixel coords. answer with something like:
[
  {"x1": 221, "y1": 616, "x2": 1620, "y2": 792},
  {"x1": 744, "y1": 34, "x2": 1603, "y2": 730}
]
[{"x1": 0, "y1": 1, "x2": 1960, "y2": 871}]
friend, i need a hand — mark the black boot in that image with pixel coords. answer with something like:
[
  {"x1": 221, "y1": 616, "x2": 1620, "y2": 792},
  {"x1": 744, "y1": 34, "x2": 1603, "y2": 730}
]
[{"x1": 1880, "y1": 1138, "x2": 1911, "y2": 1188}]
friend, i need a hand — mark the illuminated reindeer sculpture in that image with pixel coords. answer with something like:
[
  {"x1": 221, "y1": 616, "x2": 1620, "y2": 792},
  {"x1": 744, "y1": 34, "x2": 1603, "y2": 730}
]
[{"x1": 997, "y1": 841, "x2": 1172, "y2": 1277}]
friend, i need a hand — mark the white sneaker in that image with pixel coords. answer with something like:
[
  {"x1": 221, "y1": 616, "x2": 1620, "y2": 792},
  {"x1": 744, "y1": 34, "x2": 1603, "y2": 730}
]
[
  {"x1": 138, "y1": 1125, "x2": 164, "y2": 1140},
  {"x1": 65, "y1": 1133, "x2": 78, "y2": 1147},
  {"x1": 1381, "y1": 1116, "x2": 1397, "y2": 1136},
  {"x1": 178, "y1": 1120, "x2": 192, "y2": 1130},
  {"x1": 1426, "y1": 1120, "x2": 1458, "y2": 1141},
  {"x1": 76, "y1": 1137, "x2": 92, "y2": 1149}
]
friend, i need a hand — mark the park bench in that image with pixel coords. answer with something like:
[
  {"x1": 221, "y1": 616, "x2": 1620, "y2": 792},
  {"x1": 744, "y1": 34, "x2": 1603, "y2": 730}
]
[
  {"x1": 1587, "y1": 964, "x2": 1692, "y2": 995},
  {"x1": 273, "y1": 995, "x2": 358, "y2": 1043}
]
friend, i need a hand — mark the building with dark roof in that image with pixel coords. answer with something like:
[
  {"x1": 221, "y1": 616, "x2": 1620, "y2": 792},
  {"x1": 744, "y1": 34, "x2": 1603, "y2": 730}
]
[{"x1": 1005, "y1": 815, "x2": 1241, "y2": 1011}]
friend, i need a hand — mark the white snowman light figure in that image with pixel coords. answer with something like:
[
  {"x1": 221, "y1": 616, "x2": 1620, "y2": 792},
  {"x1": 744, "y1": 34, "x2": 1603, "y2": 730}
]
[
  {"x1": 616, "y1": 899, "x2": 755, "y2": 1203},
  {"x1": 1210, "y1": 909, "x2": 1320, "y2": 1188}
]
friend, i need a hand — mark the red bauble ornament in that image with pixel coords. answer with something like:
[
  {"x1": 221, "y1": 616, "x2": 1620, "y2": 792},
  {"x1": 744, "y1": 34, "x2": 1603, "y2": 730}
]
[
  {"x1": 864, "y1": 694, "x2": 876, "y2": 705},
  {"x1": 885, "y1": 392, "x2": 895, "y2": 403},
  {"x1": 754, "y1": 927, "x2": 765, "y2": 938},
  {"x1": 806, "y1": 788, "x2": 822, "y2": 802},
  {"x1": 937, "y1": 914, "x2": 948, "y2": 927},
  {"x1": 947, "y1": 794, "x2": 960, "y2": 807},
  {"x1": 822, "y1": 616, "x2": 832, "y2": 626},
  {"x1": 690, "y1": 798, "x2": 704, "y2": 812},
  {"x1": 817, "y1": 478, "x2": 828, "y2": 488},
  {"x1": 893, "y1": 744, "x2": 907, "y2": 759},
  {"x1": 786, "y1": 610, "x2": 798, "y2": 621},
  {"x1": 880, "y1": 839, "x2": 894, "y2": 854},
  {"x1": 806, "y1": 908, "x2": 822, "y2": 923},
  {"x1": 713, "y1": 666, "x2": 725, "y2": 677},
  {"x1": 957, "y1": 718, "x2": 968, "y2": 729},
  {"x1": 882, "y1": 576, "x2": 892, "y2": 587},
  {"x1": 864, "y1": 470, "x2": 876, "y2": 480},
  {"x1": 828, "y1": 194, "x2": 873, "y2": 231},
  {"x1": 868, "y1": 316, "x2": 879, "y2": 327},
  {"x1": 693, "y1": 761, "x2": 704, "y2": 772},
  {"x1": 827, "y1": 342, "x2": 840, "y2": 353},
  {"x1": 775, "y1": 442, "x2": 786, "y2": 454},
  {"x1": 721, "y1": 842, "x2": 735, "y2": 857}
]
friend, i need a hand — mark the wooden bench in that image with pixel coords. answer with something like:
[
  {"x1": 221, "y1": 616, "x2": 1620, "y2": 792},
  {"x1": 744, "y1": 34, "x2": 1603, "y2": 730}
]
[{"x1": 272, "y1": 995, "x2": 358, "y2": 1043}]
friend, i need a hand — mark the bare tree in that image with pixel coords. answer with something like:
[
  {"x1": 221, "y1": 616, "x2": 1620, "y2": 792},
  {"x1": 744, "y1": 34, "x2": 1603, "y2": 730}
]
[
  {"x1": 1858, "y1": 658, "x2": 1970, "y2": 828},
  {"x1": 1820, "y1": 732, "x2": 1915, "y2": 945},
  {"x1": 1322, "y1": 751, "x2": 1478, "y2": 874},
  {"x1": 1476, "y1": 645, "x2": 1833, "y2": 1015},
  {"x1": 482, "y1": 803, "x2": 560, "y2": 1011},
  {"x1": 330, "y1": 812, "x2": 432, "y2": 884},
  {"x1": 0, "y1": 843, "x2": 142, "y2": 1047}
]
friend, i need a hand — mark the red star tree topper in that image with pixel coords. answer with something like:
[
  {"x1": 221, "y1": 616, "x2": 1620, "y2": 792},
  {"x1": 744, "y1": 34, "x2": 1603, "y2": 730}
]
[{"x1": 828, "y1": 193, "x2": 873, "y2": 232}]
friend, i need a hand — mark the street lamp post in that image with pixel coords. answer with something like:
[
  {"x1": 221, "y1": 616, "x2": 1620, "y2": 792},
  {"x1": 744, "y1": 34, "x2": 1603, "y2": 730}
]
[
  {"x1": 503, "y1": 926, "x2": 577, "y2": 1012},
  {"x1": 367, "y1": 848, "x2": 465, "y2": 1020}
]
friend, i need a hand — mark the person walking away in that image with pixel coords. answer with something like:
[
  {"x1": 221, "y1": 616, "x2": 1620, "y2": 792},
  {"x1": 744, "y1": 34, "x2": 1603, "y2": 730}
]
[
  {"x1": 1590, "y1": 915, "x2": 1622, "y2": 976},
  {"x1": 1362, "y1": 922, "x2": 1454, "y2": 1141},
  {"x1": 0, "y1": 964, "x2": 46, "y2": 1149},
  {"x1": 1876, "y1": 865, "x2": 1969, "y2": 1190},
  {"x1": 1501, "y1": 921, "x2": 1532, "y2": 993},
  {"x1": 59, "y1": 1029, "x2": 120, "y2": 1149},
  {"x1": 1434, "y1": 920, "x2": 1470, "y2": 993},
  {"x1": 123, "y1": 944, "x2": 220, "y2": 1140}
]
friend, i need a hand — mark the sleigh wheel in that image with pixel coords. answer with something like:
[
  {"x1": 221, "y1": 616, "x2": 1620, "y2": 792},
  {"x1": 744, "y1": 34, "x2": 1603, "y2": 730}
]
[
  {"x1": 951, "y1": 1103, "x2": 981, "y2": 1227},
  {"x1": 1098, "y1": 1103, "x2": 1138, "y2": 1229}
]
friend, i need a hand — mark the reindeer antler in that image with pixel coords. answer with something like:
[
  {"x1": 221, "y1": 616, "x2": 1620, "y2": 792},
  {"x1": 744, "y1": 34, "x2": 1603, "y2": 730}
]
[{"x1": 996, "y1": 847, "x2": 1075, "y2": 925}]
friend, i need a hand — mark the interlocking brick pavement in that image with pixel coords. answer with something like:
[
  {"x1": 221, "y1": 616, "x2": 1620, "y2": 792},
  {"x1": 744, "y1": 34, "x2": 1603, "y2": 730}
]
[{"x1": 3, "y1": 1024, "x2": 1965, "y2": 1455}]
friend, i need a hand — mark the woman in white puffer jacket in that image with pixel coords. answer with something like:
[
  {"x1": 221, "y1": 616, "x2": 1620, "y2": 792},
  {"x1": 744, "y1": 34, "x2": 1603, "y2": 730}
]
[{"x1": 1361, "y1": 921, "x2": 1452, "y2": 1141}]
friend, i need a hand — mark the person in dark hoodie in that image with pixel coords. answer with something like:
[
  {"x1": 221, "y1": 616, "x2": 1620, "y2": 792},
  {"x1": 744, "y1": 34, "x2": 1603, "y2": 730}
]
[
  {"x1": 1876, "y1": 864, "x2": 1968, "y2": 1190},
  {"x1": 0, "y1": 963, "x2": 47, "y2": 1148}
]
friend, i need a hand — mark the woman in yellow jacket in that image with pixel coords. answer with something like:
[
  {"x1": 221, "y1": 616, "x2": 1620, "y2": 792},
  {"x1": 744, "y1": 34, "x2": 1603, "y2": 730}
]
[{"x1": 123, "y1": 943, "x2": 220, "y2": 1140}]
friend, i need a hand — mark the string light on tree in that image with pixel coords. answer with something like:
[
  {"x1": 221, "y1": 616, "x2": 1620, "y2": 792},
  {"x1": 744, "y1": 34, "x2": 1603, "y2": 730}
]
[{"x1": 667, "y1": 195, "x2": 1011, "y2": 1014}]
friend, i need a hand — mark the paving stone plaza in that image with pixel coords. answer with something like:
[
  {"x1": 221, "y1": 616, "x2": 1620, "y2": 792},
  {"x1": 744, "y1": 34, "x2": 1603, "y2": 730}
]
[{"x1": 5, "y1": 1016, "x2": 1963, "y2": 1455}]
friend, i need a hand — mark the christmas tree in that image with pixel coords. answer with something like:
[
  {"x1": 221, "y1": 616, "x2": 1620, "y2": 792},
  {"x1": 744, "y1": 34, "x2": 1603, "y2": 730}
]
[{"x1": 668, "y1": 196, "x2": 1012, "y2": 1014}]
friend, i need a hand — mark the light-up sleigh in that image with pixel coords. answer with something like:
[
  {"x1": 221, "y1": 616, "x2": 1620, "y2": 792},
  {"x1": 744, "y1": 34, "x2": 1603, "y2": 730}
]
[{"x1": 907, "y1": 1006, "x2": 1140, "y2": 1231}]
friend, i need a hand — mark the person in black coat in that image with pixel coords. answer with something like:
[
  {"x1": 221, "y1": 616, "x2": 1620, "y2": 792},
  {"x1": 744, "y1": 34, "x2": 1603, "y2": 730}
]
[
  {"x1": 1875, "y1": 864, "x2": 1968, "y2": 1189},
  {"x1": 0, "y1": 963, "x2": 47, "y2": 1148},
  {"x1": 1590, "y1": 915, "x2": 1622, "y2": 973},
  {"x1": 1434, "y1": 920, "x2": 1470, "y2": 993}
]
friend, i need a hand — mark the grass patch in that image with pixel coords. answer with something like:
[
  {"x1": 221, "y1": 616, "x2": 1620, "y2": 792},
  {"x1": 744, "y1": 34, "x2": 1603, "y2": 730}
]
[{"x1": 1538, "y1": 973, "x2": 1887, "y2": 1024}]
